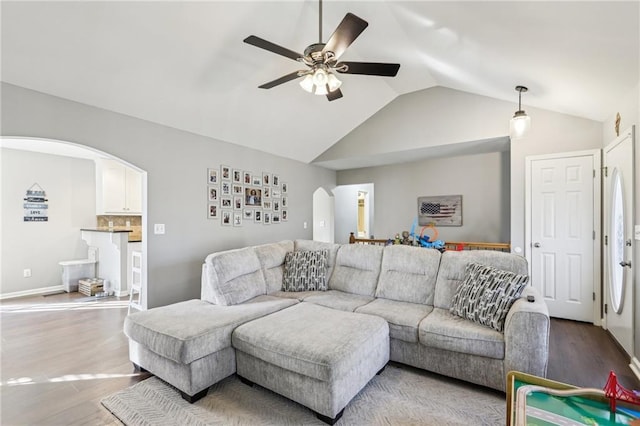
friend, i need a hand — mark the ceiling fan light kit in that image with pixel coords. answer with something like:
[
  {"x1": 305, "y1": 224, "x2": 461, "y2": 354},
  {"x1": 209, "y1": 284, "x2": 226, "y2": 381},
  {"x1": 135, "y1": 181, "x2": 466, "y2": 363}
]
[
  {"x1": 510, "y1": 85, "x2": 531, "y2": 139},
  {"x1": 243, "y1": 0, "x2": 400, "y2": 101},
  {"x1": 299, "y1": 67, "x2": 342, "y2": 95}
]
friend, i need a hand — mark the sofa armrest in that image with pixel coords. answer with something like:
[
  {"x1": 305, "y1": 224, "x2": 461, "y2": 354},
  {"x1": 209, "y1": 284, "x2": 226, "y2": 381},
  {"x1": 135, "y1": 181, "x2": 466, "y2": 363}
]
[
  {"x1": 201, "y1": 262, "x2": 218, "y2": 304},
  {"x1": 503, "y1": 286, "x2": 550, "y2": 380}
]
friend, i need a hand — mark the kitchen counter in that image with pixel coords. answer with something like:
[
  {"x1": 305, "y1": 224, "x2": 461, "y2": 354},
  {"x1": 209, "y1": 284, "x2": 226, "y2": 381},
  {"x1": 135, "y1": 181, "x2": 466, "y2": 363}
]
[
  {"x1": 81, "y1": 229, "x2": 130, "y2": 296},
  {"x1": 81, "y1": 227, "x2": 132, "y2": 233},
  {"x1": 82, "y1": 227, "x2": 141, "y2": 242}
]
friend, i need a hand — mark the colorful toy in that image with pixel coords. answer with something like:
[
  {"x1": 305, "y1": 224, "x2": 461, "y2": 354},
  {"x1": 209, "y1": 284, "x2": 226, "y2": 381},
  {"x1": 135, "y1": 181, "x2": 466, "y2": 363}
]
[
  {"x1": 603, "y1": 370, "x2": 640, "y2": 413},
  {"x1": 409, "y1": 217, "x2": 445, "y2": 250}
]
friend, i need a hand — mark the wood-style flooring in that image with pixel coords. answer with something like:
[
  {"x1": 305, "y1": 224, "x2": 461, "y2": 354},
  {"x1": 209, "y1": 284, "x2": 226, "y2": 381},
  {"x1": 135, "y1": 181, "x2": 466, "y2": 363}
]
[
  {"x1": 1, "y1": 292, "x2": 638, "y2": 425},
  {"x1": 1, "y1": 292, "x2": 150, "y2": 425}
]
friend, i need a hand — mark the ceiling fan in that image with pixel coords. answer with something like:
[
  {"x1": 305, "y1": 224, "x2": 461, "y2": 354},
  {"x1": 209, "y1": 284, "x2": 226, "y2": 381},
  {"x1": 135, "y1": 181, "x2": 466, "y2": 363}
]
[{"x1": 243, "y1": 0, "x2": 400, "y2": 101}]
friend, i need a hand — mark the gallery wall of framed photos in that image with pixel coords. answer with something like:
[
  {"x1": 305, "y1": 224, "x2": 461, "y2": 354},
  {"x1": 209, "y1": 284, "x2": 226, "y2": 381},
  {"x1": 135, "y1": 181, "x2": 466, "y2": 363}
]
[{"x1": 207, "y1": 166, "x2": 289, "y2": 226}]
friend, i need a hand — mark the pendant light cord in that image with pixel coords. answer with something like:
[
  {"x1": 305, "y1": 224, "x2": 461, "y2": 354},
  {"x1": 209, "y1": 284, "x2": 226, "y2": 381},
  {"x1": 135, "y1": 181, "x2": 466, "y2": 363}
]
[
  {"x1": 319, "y1": 0, "x2": 323, "y2": 43},
  {"x1": 515, "y1": 85, "x2": 528, "y2": 113},
  {"x1": 518, "y1": 90, "x2": 522, "y2": 111}
]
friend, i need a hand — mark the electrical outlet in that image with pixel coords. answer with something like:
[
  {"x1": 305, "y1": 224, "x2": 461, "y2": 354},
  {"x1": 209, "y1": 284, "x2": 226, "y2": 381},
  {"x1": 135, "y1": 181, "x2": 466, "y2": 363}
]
[
  {"x1": 108, "y1": 221, "x2": 114, "y2": 228},
  {"x1": 303, "y1": 222, "x2": 308, "y2": 229},
  {"x1": 126, "y1": 220, "x2": 131, "y2": 228},
  {"x1": 154, "y1": 224, "x2": 165, "y2": 235},
  {"x1": 23, "y1": 269, "x2": 32, "y2": 278}
]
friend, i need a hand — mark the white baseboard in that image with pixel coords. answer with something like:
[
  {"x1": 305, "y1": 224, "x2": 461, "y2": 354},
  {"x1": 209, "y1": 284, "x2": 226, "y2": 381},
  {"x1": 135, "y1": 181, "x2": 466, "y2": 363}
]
[
  {"x1": 0, "y1": 285, "x2": 65, "y2": 300},
  {"x1": 631, "y1": 357, "x2": 640, "y2": 382}
]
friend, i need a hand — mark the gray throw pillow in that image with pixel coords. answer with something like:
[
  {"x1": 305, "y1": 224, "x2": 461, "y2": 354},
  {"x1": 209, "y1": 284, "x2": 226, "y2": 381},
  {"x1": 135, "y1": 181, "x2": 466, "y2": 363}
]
[
  {"x1": 282, "y1": 250, "x2": 328, "y2": 292},
  {"x1": 449, "y1": 262, "x2": 529, "y2": 332}
]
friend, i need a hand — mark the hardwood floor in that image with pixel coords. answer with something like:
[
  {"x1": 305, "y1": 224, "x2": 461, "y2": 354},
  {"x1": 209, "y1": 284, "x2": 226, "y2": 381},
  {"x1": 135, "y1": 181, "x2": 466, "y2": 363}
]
[
  {"x1": 547, "y1": 317, "x2": 640, "y2": 390},
  {"x1": 1, "y1": 293, "x2": 638, "y2": 425},
  {"x1": 1, "y1": 292, "x2": 150, "y2": 425}
]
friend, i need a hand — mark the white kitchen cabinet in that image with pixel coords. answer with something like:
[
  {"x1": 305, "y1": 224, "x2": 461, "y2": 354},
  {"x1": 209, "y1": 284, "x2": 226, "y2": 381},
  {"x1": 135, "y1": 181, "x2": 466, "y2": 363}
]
[{"x1": 97, "y1": 159, "x2": 142, "y2": 214}]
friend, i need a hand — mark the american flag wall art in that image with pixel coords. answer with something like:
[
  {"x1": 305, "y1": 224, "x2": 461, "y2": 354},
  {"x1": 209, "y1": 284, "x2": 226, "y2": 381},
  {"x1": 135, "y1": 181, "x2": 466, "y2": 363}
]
[{"x1": 417, "y1": 195, "x2": 462, "y2": 226}]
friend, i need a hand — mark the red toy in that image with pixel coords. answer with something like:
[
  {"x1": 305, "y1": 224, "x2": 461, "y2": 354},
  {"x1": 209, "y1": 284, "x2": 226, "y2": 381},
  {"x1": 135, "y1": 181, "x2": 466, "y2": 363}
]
[{"x1": 603, "y1": 370, "x2": 640, "y2": 412}]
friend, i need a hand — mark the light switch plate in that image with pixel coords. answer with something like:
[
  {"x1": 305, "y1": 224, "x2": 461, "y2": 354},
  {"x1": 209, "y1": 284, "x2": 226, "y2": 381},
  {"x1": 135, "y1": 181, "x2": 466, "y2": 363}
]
[
  {"x1": 154, "y1": 224, "x2": 165, "y2": 235},
  {"x1": 635, "y1": 225, "x2": 640, "y2": 240}
]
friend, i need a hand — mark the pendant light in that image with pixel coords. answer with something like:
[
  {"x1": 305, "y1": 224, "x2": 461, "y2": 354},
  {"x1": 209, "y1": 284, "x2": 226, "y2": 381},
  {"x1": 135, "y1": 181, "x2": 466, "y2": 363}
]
[{"x1": 510, "y1": 86, "x2": 531, "y2": 139}]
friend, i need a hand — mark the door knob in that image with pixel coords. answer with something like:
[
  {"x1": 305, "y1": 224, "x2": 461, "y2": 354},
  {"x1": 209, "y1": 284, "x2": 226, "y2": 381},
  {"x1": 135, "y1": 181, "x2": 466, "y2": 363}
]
[
  {"x1": 533, "y1": 242, "x2": 541, "y2": 248},
  {"x1": 619, "y1": 261, "x2": 632, "y2": 268}
]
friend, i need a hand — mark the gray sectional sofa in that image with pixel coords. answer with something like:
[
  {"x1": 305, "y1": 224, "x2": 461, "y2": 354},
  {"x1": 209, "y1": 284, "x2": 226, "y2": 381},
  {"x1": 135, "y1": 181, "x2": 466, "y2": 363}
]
[{"x1": 125, "y1": 239, "x2": 549, "y2": 423}]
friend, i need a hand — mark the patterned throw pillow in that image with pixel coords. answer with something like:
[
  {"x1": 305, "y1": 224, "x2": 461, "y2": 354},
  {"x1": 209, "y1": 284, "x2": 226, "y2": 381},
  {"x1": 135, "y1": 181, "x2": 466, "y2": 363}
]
[
  {"x1": 449, "y1": 262, "x2": 529, "y2": 332},
  {"x1": 282, "y1": 250, "x2": 329, "y2": 292}
]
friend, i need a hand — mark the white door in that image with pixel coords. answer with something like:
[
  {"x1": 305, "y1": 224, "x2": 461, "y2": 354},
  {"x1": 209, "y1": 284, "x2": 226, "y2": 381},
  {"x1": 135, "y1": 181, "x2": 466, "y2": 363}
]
[
  {"x1": 604, "y1": 127, "x2": 635, "y2": 356},
  {"x1": 528, "y1": 153, "x2": 597, "y2": 322}
]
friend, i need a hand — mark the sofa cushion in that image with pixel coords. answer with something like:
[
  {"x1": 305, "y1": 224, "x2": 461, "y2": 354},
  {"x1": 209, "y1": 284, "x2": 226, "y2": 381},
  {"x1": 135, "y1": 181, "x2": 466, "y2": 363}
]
[
  {"x1": 124, "y1": 297, "x2": 298, "y2": 364},
  {"x1": 376, "y1": 245, "x2": 441, "y2": 304},
  {"x1": 202, "y1": 246, "x2": 266, "y2": 305},
  {"x1": 355, "y1": 298, "x2": 433, "y2": 343},
  {"x1": 419, "y1": 308, "x2": 505, "y2": 359},
  {"x1": 450, "y1": 263, "x2": 529, "y2": 332},
  {"x1": 255, "y1": 240, "x2": 294, "y2": 294},
  {"x1": 294, "y1": 240, "x2": 340, "y2": 281},
  {"x1": 232, "y1": 302, "x2": 389, "y2": 382},
  {"x1": 282, "y1": 250, "x2": 329, "y2": 292},
  {"x1": 433, "y1": 251, "x2": 528, "y2": 310},
  {"x1": 329, "y1": 244, "x2": 384, "y2": 297},
  {"x1": 304, "y1": 290, "x2": 374, "y2": 312}
]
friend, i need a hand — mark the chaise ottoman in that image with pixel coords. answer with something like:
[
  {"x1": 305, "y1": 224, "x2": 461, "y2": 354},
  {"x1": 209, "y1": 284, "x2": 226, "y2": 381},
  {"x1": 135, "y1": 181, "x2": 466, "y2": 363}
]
[
  {"x1": 124, "y1": 297, "x2": 298, "y2": 402},
  {"x1": 231, "y1": 302, "x2": 389, "y2": 424}
]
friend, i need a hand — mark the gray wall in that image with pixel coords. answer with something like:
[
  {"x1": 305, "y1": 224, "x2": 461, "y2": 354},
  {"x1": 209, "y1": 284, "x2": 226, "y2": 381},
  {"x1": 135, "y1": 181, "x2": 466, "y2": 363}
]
[
  {"x1": 315, "y1": 87, "x2": 512, "y2": 166},
  {"x1": 509, "y1": 108, "x2": 602, "y2": 255},
  {"x1": 338, "y1": 151, "x2": 510, "y2": 243},
  {"x1": 318, "y1": 86, "x2": 603, "y2": 253},
  {"x1": 1, "y1": 83, "x2": 336, "y2": 308},
  {"x1": 1, "y1": 148, "x2": 96, "y2": 294}
]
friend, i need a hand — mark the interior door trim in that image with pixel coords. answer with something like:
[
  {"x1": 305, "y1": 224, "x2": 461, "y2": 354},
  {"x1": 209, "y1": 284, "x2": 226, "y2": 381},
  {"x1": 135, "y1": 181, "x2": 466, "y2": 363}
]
[{"x1": 525, "y1": 149, "x2": 602, "y2": 326}]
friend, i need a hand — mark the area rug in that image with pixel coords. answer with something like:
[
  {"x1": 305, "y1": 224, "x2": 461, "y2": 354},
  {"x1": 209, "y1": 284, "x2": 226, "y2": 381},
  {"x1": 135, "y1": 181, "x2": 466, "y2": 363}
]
[{"x1": 102, "y1": 364, "x2": 505, "y2": 425}]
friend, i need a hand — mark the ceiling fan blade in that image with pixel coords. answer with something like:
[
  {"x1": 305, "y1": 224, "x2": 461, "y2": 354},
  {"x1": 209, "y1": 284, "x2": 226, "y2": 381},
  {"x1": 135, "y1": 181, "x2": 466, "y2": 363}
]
[
  {"x1": 337, "y1": 61, "x2": 400, "y2": 77},
  {"x1": 322, "y1": 13, "x2": 368, "y2": 60},
  {"x1": 258, "y1": 71, "x2": 303, "y2": 89},
  {"x1": 244, "y1": 35, "x2": 302, "y2": 61},
  {"x1": 326, "y1": 88, "x2": 343, "y2": 101}
]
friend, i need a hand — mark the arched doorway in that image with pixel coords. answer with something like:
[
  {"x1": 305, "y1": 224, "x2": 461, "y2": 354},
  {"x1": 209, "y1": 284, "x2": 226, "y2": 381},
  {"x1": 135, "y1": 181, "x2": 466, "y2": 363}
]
[{"x1": 0, "y1": 136, "x2": 148, "y2": 309}]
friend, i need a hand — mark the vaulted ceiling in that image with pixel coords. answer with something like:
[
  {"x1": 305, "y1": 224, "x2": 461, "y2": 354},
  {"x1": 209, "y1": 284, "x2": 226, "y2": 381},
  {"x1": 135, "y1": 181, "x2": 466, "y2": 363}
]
[{"x1": 2, "y1": 1, "x2": 638, "y2": 168}]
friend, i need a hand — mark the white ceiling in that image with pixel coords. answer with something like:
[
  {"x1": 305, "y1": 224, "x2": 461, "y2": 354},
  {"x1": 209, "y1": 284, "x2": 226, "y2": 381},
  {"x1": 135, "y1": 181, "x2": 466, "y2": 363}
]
[{"x1": 2, "y1": 1, "x2": 638, "y2": 168}]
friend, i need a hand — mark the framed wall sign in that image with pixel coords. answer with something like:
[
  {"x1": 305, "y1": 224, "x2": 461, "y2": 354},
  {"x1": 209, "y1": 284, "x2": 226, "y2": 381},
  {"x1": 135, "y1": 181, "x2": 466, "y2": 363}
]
[{"x1": 417, "y1": 195, "x2": 462, "y2": 226}]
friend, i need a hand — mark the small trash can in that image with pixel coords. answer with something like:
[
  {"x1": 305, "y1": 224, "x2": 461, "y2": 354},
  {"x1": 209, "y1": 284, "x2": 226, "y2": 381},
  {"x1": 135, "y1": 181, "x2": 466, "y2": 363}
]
[{"x1": 59, "y1": 259, "x2": 97, "y2": 292}]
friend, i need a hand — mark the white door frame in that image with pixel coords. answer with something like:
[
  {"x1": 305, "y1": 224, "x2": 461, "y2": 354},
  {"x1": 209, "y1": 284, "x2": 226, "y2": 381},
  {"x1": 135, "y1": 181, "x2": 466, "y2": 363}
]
[{"x1": 525, "y1": 149, "x2": 602, "y2": 325}]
